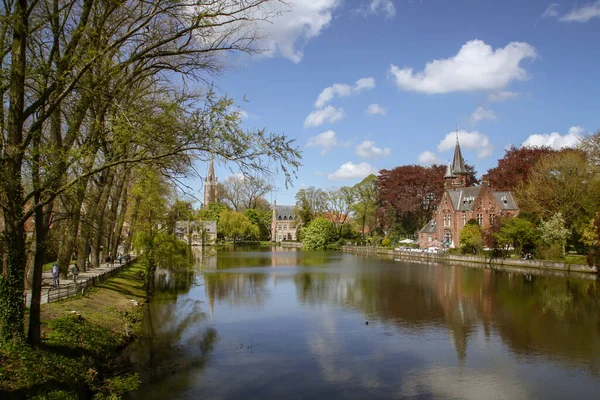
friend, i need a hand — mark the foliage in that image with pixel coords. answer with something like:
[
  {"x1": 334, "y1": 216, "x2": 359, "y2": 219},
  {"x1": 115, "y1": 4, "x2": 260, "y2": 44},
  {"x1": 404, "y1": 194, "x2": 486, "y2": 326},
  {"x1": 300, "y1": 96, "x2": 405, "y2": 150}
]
[
  {"x1": 582, "y1": 213, "x2": 600, "y2": 266},
  {"x1": 459, "y1": 224, "x2": 483, "y2": 254},
  {"x1": 381, "y1": 238, "x2": 391, "y2": 247},
  {"x1": 301, "y1": 218, "x2": 335, "y2": 250},
  {"x1": 295, "y1": 186, "x2": 327, "y2": 227},
  {"x1": 221, "y1": 175, "x2": 272, "y2": 211},
  {"x1": 495, "y1": 217, "x2": 538, "y2": 256},
  {"x1": 218, "y1": 211, "x2": 259, "y2": 243},
  {"x1": 516, "y1": 151, "x2": 591, "y2": 232},
  {"x1": 351, "y1": 174, "x2": 380, "y2": 238},
  {"x1": 198, "y1": 203, "x2": 230, "y2": 224},
  {"x1": 378, "y1": 165, "x2": 445, "y2": 235},
  {"x1": 0, "y1": 262, "x2": 146, "y2": 397},
  {"x1": 538, "y1": 213, "x2": 570, "y2": 256},
  {"x1": 487, "y1": 146, "x2": 562, "y2": 191},
  {"x1": 0, "y1": 0, "x2": 302, "y2": 342},
  {"x1": 244, "y1": 208, "x2": 272, "y2": 241}
]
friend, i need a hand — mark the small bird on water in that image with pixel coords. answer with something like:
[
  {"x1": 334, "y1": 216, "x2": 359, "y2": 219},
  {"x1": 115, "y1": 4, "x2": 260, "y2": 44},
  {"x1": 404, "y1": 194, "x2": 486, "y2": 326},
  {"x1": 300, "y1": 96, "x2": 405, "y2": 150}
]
[{"x1": 365, "y1": 321, "x2": 369, "y2": 325}]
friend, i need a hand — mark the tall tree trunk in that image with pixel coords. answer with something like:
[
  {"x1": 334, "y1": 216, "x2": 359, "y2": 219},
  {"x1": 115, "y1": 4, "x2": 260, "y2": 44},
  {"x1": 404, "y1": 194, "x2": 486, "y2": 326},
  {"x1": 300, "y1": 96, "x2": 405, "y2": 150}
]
[
  {"x1": 105, "y1": 168, "x2": 128, "y2": 258},
  {"x1": 28, "y1": 202, "x2": 52, "y2": 345},
  {"x1": 0, "y1": 0, "x2": 28, "y2": 343},
  {"x1": 110, "y1": 183, "x2": 129, "y2": 258},
  {"x1": 91, "y1": 171, "x2": 114, "y2": 268},
  {"x1": 124, "y1": 194, "x2": 141, "y2": 254}
]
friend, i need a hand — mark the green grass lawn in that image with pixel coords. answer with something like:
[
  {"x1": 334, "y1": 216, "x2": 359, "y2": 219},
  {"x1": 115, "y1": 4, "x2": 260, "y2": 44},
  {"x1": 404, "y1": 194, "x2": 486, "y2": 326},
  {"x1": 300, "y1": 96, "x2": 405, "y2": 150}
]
[{"x1": 1, "y1": 262, "x2": 147, "y2": 398}]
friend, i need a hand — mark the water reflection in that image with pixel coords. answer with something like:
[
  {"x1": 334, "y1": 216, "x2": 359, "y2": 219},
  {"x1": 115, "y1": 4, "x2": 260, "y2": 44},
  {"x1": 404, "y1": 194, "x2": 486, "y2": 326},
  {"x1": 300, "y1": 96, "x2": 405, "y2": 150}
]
[
  {"x1": 129, "y1": 270, "x2": 219, "y2": 399},
  {"x1": 132, "y1": 248, "x2": 600, "y2": 399}
]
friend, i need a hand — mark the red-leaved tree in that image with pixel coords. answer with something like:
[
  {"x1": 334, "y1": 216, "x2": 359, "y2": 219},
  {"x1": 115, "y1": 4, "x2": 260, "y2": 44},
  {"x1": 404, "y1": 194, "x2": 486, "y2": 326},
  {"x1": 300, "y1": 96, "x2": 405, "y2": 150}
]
[{"x1": 487, "y1": 146, "x2": 560, "y2": 191}]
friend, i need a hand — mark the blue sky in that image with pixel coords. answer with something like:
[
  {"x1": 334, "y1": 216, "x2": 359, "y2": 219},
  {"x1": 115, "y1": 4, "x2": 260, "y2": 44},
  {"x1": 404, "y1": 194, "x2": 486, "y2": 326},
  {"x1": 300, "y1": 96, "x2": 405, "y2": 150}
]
[{"x1": 190, "y1": 0, "x2": 600, "y2": 206}]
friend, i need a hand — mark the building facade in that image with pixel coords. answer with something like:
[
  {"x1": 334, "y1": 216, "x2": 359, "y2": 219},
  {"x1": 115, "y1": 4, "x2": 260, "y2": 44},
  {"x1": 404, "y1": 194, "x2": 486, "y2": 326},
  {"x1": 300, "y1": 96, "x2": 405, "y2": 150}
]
[
  {"x1": 419, "y1": 137, "x2": 519, "y2": 248},
  {"x1": 271, "y1": 202, "x2": 298, "y2": 242},
  {"x1": 175, "y1": 220, "x2": 217, "y2": 245}
]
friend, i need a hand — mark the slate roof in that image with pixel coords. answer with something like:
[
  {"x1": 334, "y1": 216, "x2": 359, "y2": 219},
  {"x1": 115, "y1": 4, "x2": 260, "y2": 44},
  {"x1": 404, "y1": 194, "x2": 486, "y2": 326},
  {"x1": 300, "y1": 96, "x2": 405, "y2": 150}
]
[
  {"x1": 447, "y1": 187, "x2": 482, "y2": 211},
  {"x1": 419, "y1": 219, "x2": 437, "y2": 233},
  {"x1": 446, "y1": 187, "x2": 519, "y2": 211},
  {"x1": 274, "y1": 205, "x2": 296, "y2": 220},
  {"x1": 493, "y1": 192, "x2": 519, "y2": 210}
]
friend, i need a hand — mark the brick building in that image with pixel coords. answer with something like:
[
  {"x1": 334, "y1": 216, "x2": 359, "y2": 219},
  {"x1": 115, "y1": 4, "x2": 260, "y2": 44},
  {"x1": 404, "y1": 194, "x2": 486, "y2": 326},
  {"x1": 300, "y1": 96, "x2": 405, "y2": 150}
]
[{"x1": 418, "y1": 137, "x2": 519, "y2": 248}]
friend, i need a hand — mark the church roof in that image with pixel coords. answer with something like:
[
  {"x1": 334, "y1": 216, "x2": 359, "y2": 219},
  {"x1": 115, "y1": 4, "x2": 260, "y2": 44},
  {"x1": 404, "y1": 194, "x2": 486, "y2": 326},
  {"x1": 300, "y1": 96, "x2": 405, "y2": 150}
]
[
  {"x1": 448, "y1": 187, "x2": 481, "y2": 211},
  {"x1": 274, "y1": 205, "x2": 296, "y2": 220},
  {"x1": 446, "y1": 187, "x2": 519, "y2": 211},
  {"x1": 452, "y1": 138, "x2": 467, "y2": 175}
]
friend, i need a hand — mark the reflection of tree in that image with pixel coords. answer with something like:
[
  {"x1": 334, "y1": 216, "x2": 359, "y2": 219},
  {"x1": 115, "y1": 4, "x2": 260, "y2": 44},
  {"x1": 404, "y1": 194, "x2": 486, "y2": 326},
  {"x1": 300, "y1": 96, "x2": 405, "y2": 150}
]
[
  {"x1": 288, "y1": 258, "x2": 600, "y2": 371},
  {"x1": 204, "y1": 272, "x2": 270, "y2": 309},
  {"x1": 129, "y1": 273, "x2": 218, "y2": 399}
]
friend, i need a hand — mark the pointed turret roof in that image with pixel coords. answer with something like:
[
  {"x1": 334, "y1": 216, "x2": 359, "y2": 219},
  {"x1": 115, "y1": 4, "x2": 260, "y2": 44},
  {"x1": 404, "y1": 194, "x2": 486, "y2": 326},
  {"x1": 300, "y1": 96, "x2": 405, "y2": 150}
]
[
  {"x1": 452, "y1": 136, "x2": 467, "y2": 175},
  {"x1": 444, "y1": 162, "x2": 455, "y2": 179},
  {"x1": 206, "y1": 158, "x2": 215, "y2": 182}
]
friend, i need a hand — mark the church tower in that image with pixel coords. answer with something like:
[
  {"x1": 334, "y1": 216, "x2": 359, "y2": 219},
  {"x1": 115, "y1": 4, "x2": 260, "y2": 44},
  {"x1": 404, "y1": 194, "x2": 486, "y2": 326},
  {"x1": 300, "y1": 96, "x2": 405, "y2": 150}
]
[{"x1": 203, "y1": 158, "x2": 217, "y2": 208}]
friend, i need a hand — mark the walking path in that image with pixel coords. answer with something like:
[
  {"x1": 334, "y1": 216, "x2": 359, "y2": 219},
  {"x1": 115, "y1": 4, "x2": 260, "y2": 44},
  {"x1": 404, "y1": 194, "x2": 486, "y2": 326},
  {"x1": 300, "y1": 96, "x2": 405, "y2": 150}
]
[{"x1": 25, "y1": 258, "x2": 135, "y2": 306}]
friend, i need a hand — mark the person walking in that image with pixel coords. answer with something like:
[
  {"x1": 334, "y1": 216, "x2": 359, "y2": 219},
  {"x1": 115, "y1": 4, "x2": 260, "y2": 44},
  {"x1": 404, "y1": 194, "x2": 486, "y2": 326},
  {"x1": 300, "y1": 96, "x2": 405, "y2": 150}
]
[
  {"x1": 70, "y1": 263, "x2": 79, "y2": 283},
  {"x1": 52, "y1": 264, "x2": 60, "y2": 288},
  {"x1": 118, "y1": 254, "x2": 122, "y2": 265}
]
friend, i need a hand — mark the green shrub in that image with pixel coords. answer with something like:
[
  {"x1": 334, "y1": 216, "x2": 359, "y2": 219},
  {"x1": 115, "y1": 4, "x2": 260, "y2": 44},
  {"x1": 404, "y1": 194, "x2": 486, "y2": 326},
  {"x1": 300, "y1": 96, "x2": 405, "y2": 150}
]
[{"x1": 381, "y1": 238, "x2": 391, "y2": 247}]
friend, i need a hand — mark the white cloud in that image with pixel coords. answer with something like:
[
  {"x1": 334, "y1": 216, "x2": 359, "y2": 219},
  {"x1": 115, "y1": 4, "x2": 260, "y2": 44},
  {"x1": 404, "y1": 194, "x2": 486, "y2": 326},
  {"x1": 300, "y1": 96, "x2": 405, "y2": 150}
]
[
  {"x1": 470, "y1": 106, "x2": 498, "y2": 124},
  {"x1": 254, "y1": 0, "x2": 341, "y2": 63},
  {"x1": 355, "y1": 141, "x2": 391, "y2": 159},
  {"x1": 304, "y1": 105, "x2": 344, "y2": 127},
  {"x1": 541, "y1": 3, "x2": 559, "y2": 19},
  {"x1": 541, "y1": 2, "x2": 600, "y2": 23},
  {"x1": 354, "y1": 77, "x2": 376, "y2": 91},
  {"x1": 306, "y1": 130, "x2": 338, "y2": 155},
  {"x1": 560, "y1": 1, "x2": 600, "y2": 22},
  {"x1": 328, "y1": 162, "x2": 375, "y2": 180},
  {"x1": 389, "y1": 40, "x2": 536, "y2": 94},
  {"x1": 365, "y1": 103, "x2": 387, "y2": 115},
  {"x1": 417, "y1": 151, "x2": 442, "y2": 166},
  {"x1": 486, "y1": 91, "x2": 521, "y2": 103},
  {"x1": 522, "y1": 126, "x2": 584, "y2": 149},
  {"x1": 356, "y1": 0, "x2": 396, "y2": 18},
  {"x1": 314, "y1": 77, "x2": 375, "y2": 108},
  {"x1": 437, "y1": 130, "x2": 494, "y2": 159}
]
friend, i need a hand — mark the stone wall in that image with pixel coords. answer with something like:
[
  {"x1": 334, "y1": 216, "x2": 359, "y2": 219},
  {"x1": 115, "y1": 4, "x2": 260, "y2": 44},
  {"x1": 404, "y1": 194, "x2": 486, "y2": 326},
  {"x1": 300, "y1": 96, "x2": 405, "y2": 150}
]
[{"x1": 342, "y1": 246, "x2": 598, "y2": 275}]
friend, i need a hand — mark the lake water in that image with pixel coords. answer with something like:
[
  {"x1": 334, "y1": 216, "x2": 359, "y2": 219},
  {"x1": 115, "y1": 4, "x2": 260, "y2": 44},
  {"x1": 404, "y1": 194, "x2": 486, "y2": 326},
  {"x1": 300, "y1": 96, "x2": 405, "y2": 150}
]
[{"x1": 128, "y1": 247, "x2": 600, "y2": 399}]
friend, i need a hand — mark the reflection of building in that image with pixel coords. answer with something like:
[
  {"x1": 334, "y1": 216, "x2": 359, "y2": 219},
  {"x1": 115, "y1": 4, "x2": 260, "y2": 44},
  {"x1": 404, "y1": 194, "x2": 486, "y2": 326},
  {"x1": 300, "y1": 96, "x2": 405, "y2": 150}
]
[
  {"x1": 419, "y1": 135, "x2": 519, "y2": 247},
  {"x1": 175, "y1": 221, "x2": 217, "y2": 245},
  {"x1": 203, "y1": 159, "x2": 218, "y2": 208},
  {"x1": 271, "y1": 201, "x2": 298, "y2": 242}
]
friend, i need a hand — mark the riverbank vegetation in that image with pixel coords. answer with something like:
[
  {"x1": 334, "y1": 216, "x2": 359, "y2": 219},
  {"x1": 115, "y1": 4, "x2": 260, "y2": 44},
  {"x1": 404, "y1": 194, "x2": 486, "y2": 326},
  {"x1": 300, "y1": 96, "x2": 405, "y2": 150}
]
[
  {"x1": 292, "y1": 134, "x2": 600, "y2": 263},
  {"x1": 0, "y1": 0, "x2": 300, "y2": 351},
  {"x1": 0, "y1": 262, "x2": 146, "y2": 398}
]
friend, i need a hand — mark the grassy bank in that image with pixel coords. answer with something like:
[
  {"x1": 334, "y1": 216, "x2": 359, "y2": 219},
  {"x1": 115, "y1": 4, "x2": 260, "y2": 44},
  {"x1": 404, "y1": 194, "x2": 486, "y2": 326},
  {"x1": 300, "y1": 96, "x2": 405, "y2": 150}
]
[{"x1": 0, "y1": 262, "x2": 148, "y2": 399}]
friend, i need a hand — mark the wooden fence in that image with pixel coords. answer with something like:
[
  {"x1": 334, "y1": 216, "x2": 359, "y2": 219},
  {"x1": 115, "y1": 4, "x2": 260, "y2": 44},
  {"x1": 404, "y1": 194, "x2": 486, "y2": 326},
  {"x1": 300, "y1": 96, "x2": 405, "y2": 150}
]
[{"x1": 46, "y1": 261, "x2": 133, "y2": 303}]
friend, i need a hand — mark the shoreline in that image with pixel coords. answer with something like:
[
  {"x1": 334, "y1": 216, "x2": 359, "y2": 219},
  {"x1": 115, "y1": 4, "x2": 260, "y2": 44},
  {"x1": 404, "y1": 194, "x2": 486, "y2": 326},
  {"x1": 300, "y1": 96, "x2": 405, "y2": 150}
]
[
  {"x1": 342, "y1": 245, "x2": 599, "y2": 277},
  {"x1": 1, "y1": 261, "x2": 148, "y2": 399}
]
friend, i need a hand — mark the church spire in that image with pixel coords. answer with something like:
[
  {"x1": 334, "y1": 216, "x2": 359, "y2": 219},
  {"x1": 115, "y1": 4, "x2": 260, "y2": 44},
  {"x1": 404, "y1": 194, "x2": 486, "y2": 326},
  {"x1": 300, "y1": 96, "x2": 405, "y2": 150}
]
[
  {"x1": 444, "y1": 161, "x2": 455, "y2": 179},
  {"x1": 452, "y1": 127, "x2": 467, "y2": 176},
  {"x1": 206, "y1": 158, "x2": 215, "y2": 182}
]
